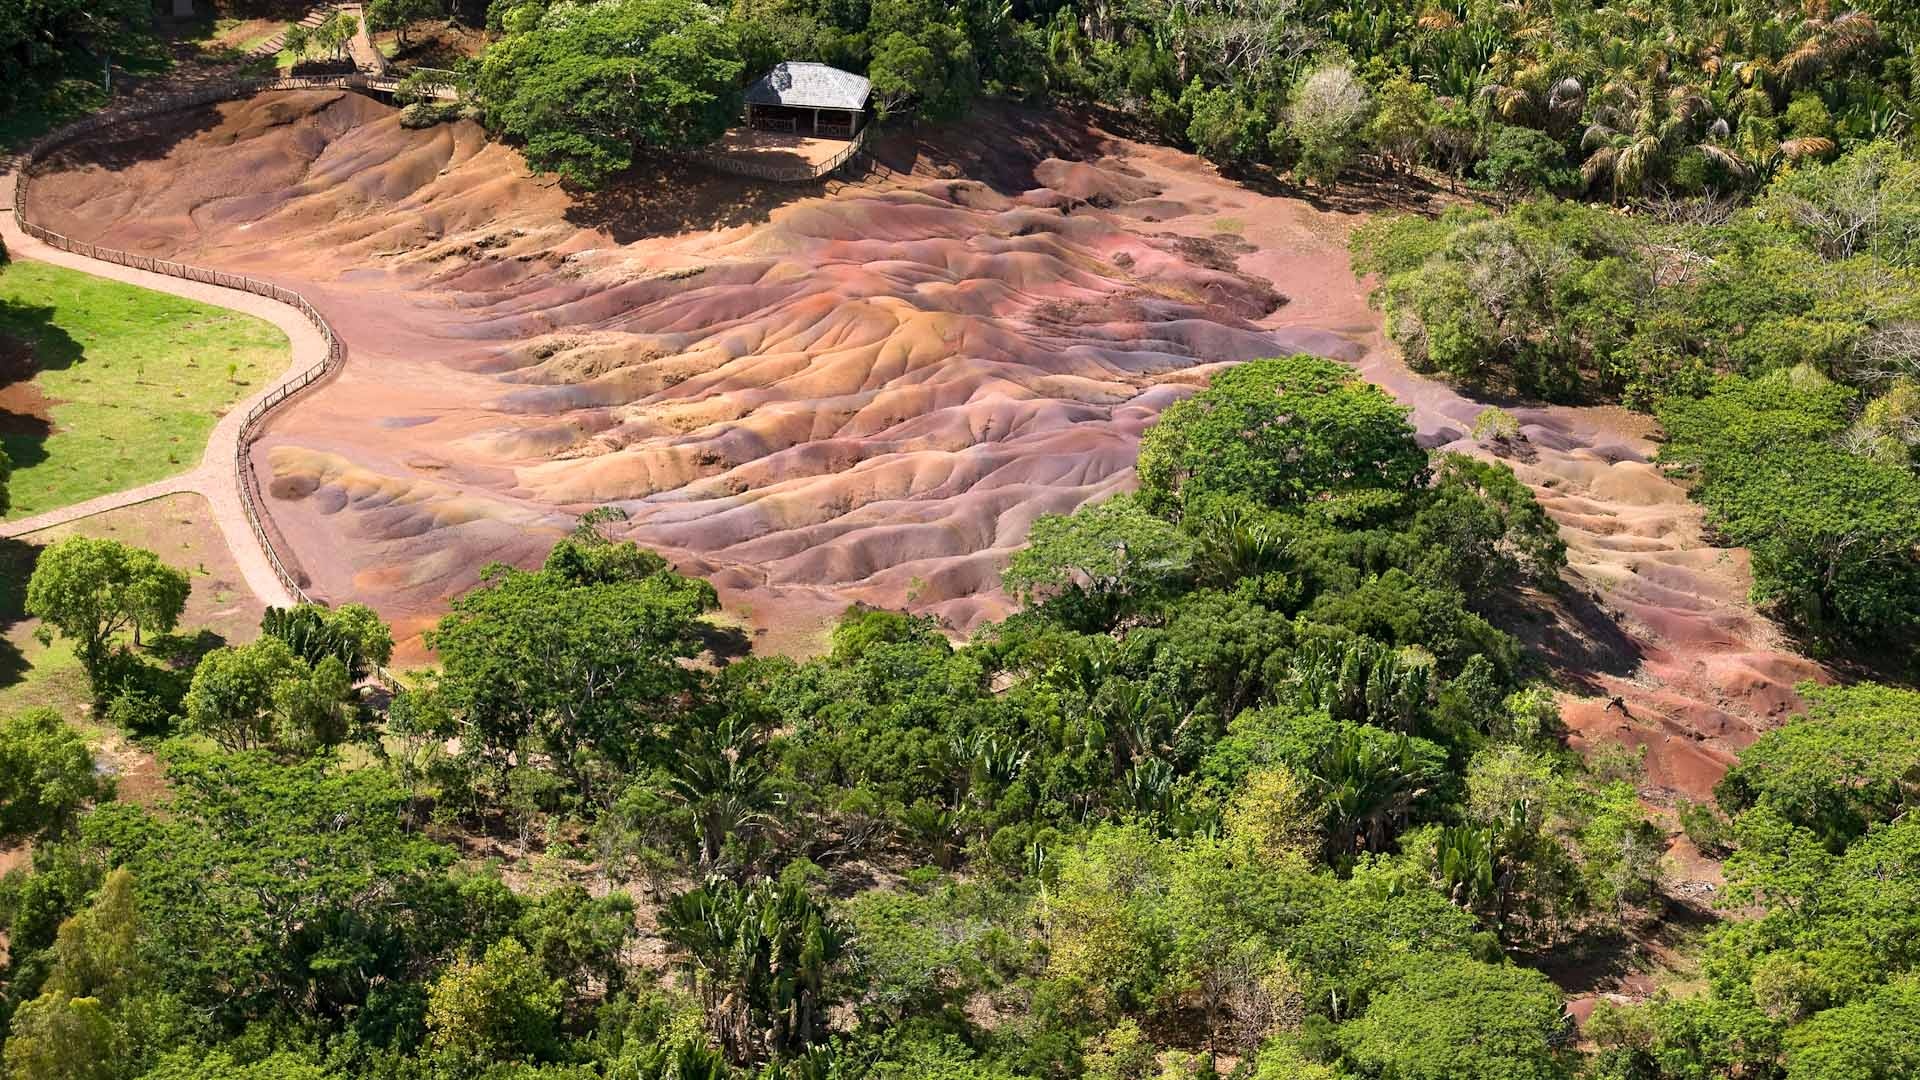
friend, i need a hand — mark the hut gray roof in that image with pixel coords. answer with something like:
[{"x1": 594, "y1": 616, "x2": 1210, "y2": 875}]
[{"x1": 743, "y1": 62, "x2": 871, "y2": 111}]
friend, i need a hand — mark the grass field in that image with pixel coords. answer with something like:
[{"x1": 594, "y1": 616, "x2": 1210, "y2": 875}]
[{"x1": 0, "y1": 260, "x2": 289, "y2": 518}]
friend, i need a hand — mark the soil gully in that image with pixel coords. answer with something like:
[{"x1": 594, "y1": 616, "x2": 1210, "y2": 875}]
[{"x1": 27, "y1": 91, "x2": 1823, "y2": 796}]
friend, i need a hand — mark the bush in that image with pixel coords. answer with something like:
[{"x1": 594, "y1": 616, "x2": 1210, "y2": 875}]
[
  {"x1": 1136, "y1": 355, "x2": 1426, "y2": 519},
  {"x1": 1659, "y1": 369, "x2": 1920, "y2": 649},
  {"x1": 399, "y1": 101, "x2": 459, "y2": 128},
  {"x1": 1678, "y1": 798, "x2": 1734, "y2": 857},
  {"x1": 1474, "y1": 125, "x2": 1577, "y2": 196},
  {"x1": 1285, "y1": 62, "x2": 1370, "y2": 186}
]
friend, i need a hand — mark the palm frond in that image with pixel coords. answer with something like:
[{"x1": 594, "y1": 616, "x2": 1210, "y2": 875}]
[
  {"x1": 1778, "y1": 135, "x2": 1836, "y2": 159},
  {"x1": 1581, "y1": 145, "x2": 1618, "y2": 188},
  {"x1": 1696, "y1": 143, "x2": 1752, "y2": 178}
]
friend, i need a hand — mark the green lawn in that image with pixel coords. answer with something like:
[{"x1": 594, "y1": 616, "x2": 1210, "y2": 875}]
[{"x1": 0, "y1": 260, "x2": 289, "y2": 519}]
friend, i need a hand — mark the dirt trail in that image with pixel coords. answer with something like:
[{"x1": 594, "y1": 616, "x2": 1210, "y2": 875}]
[{"x1": 22, "y1": 91, "x2": 1822, "y2": 791}]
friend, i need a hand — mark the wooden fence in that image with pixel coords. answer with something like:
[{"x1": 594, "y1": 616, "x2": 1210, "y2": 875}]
[
  {"x1": 11, "y1": 76, "x2": 406, "y2": 686},
  {"x1": 703, "y1": 127, "x2": 871, "y2": 183}
]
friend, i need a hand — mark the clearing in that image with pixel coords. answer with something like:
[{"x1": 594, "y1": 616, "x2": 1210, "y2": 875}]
[{"x1": 0, "y1": 260, "x2": 287, "y2": 519}]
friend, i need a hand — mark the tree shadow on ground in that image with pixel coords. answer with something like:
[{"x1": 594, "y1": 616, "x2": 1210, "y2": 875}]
[
  {"x1": 30, "y1": 99, "x2": 227, "y2": 176},
  {"x1": 699, "y1": 622, "x2": 753, "y2": 663},
  {"x1": 863, "y1": 100, "x2": 1113, "y2": 195},
  {"x1": 145, "y1": 627, "x2": 229, "y2": 673},
  {"x1": 0, "y1": 536, "x2": 37, "y2": 690},
  {"x1": 0, "y1": 297, "x2": 82, "y2": 479},
  {"x1": 1229, "y1": 159, "x2": 1468, "y2": 218},
  {"x1": 1501, "y1": 581, "x2": 1646, "y2": 697},
  {"x1": 562, "y1": 157, "x2": 832, "y2": 245},
  {"x1": 566, "y1": 98, "x2": 1138, "y2": 246},
  {"x1": 1527, "y1": 892, "x2": 1719, "y2": 998}
]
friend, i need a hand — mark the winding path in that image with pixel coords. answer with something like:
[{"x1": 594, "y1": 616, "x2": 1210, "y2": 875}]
[{"x1": 0, "y1": 173, "x2": 313, "y2": 608}]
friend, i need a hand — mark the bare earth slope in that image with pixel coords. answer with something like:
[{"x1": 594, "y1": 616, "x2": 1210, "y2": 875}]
[{"x1": 28, "y1": 90, "x2": 1821, "y2": 793}]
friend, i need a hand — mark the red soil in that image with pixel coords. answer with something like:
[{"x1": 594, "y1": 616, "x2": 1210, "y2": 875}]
[{"x1": 27, "y1": 91, "x2": 1822, "y2": 791}]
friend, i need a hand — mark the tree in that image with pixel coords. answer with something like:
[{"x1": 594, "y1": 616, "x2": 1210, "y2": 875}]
[
  {"x1": 1367, "y1": 72, "x2": 1434, "y2": 173},
  {"x1": 1314, "y1": 724, "x2": 1436, "y2": 860},
  {"x1": 315, "y1": 11, "x2": 360, "y2": 62},
  {"x1": 1784, "y1": 977, "x2": 1920, "y2": 1080},
  {"x1": 868, "y1": 0, "x2": 979, "y2": 120},
  {"x1": 1040, "y1": 823, "x2": 1172, "y2": 1012},
  {"x1": 426, "y1": 937, "x2": 564, "y2": 1063},
  {"x1": 0, "y1": 708, "x2": 104, "y2": 842},
  {"x1": 474, "y1": 0, "x2": 744, "y2": 187},
  {"x1": 0, "y1": 992, "x2": 116, "y2": 1080},
  {"x1": 426, "y1": 558, "x2": 718, "y2": 796},
  {"x1": 665, "y1": 712, "x2": 778, "y2": 869},
  {"x1": 260, "y1": 602, "x2": 394, "y2": 681},
  {"x1": 1222, "y1": 766, "x2": 1316, "y2": 866},
  {"x1": 542, "y1": 535, "x2": 672, "y2": 587},
  {"x1": 1336, "y1": 957, "x2": 1570, "y2": 1080},
  {"x1": 1715, "y1": 683, "x2": 1920, "y2": 849},
  {"x1": 1136, "y1": 355, "x2": 1426, "y2": 519},
  {"x1": 135, "y1": 1050, "x2": 341, "y2": 1080},
  {"x1": 1659, "y1": 370, "x2": 1920, "y2": 647},
  {"x1": 78, "y1": 746, "x2": 453, "y2": 1024},
  {"x1": 43, "y1": 868, "x2": 144, "y2": 1006},
  {"x1": 1284, "y1": 61, "x2": 1369, "y2": 186},
  {"x1": 181, "y1": 637, "x2": 354, "y2": 754},
  {"x1": 1475, "y1": 126, "x2": 1576, "y2": 196},
  {"x1": 659, "y1": 876, "x2": 852, "y2": 1064},
  {"x1": 25, "y1": 537, "x2": 189, "y2": 676},
  {"x1": 0, "y1": 0, "x2": 151, "y2": 109},
  {"x1": 1406, "y1": 454, "x2": 1567, "y2": 595},
  {"x1": 365, "y1": 0, "x2": 447, "y2": 51},
  {"x1": 1167, "y1": 836, "x2": 1298, "y2": 1058},
  {"x1": 282, "y1": 22, "x2": 311, "y2": 60},
  {"x1": 1182, "y1": 79, "x2": 1265, "y2": 167},
  {"x1": 1002, "y1": 494, "x2": 1195, "y2": 629}
]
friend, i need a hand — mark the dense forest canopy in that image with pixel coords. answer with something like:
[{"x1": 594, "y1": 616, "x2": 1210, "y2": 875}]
[
  {"x1": 1354, "y1": 139, "x2": 1920, "y2": 656},
  {"x1": 440, "y1": 0, "x2": 1920, "y2": 189}
]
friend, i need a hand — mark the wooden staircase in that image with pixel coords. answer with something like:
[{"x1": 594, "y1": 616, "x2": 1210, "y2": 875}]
[{"x1": 245, "y1": 4, "x2": 340, "y2": 62}]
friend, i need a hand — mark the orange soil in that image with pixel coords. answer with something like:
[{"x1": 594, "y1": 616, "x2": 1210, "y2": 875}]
[{"x1": 26, "y1": 91, "x2": 1822, "y2": 792}]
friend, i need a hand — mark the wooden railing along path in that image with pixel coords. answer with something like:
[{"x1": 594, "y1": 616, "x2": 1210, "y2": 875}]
[{"x1": 9, "y1": 77, "x2": 425, "y2": 685}]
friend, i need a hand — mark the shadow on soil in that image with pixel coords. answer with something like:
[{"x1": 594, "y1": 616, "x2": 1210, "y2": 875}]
[
  {"x1": 0, "y1": 298, "x2": 83, "y2": 480},
  {"x1": 1528, "y1": 893, "x2": 1719, "y2": 998},
  {"x1": 1498, "y1": 582, "x2": 1646, "y2": 697},
  {"x1": 0, "y1": 536, "x2": 36, "y2": 689},
  {"x1": 30, "y1": 98, "x2": 226, "y2": 176},
  {"x1": 564, "y1": 158, "x2": 832, "y2": 244},
  {"x1": 564, "y1": 101, "x2": 1134, "y2": 243}
]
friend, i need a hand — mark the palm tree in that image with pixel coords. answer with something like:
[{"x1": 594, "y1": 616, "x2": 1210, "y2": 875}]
[
  {"x1": 1122, "y1": 756, "x2": 1177, "y2": 818},
  {"x1": 1580, "y1": 75, "x2": 1751, "y2": 198},
  {"x1": 666, "y1": 714, "x2": 779, "y2": 869},
  {"x1": 660, "y1": 877, "x2": 853, "y2": 1065},
  {"x1": 1092, "y1": 678, "x2": 1185, "y2": 777},
  {"x1": 1190, "y1": 501, "x2": 1288, "y2": 586},
  {"x1": 1779, "y1": 9, "x2": 1879, "y2": 88},
  {"x1": 1313, "y1": 728, "x2": 1428, "y2": 859}
]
